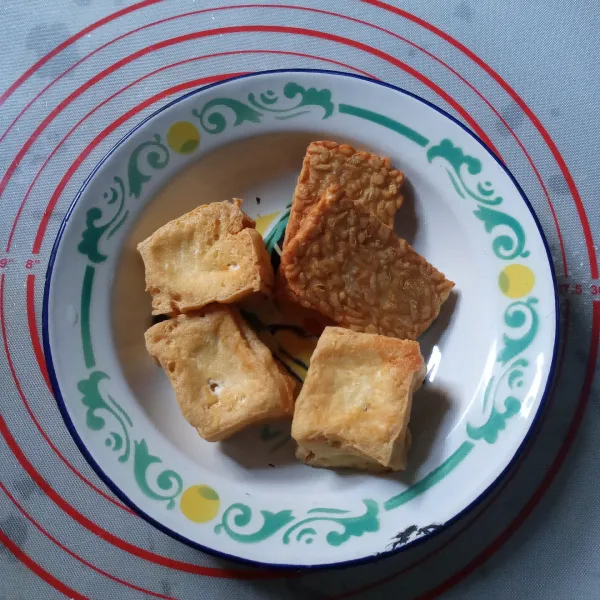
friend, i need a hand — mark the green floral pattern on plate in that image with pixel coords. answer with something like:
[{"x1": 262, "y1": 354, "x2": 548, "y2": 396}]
[
  {"x1": 72, "y1": 80, "x2": 542, "y2": 547},
  {"x1": 78, "y1": 176, "x2": 127, "y2": 264},
  {"x1": 192, "y1": 82, "x2": 333, "y2": 134},
  {"x1": 77, "y1": 369, "x2": 183, "y2": 509},
  {"x1": 133, "y1": 440, "x2": 183, "y2": 510},
  {"x1": 75, "y1": 135, "x2": 181, "y2": 510},
  {"x1": 467, "y1": 357, "x2": 528, "y2": 444},
  {"x1": 427, "y1": 139, "x2": 530, "y2": 260},
  {"x1": 497, "y1": 298, "x2": 539, "y2": 364},
  {"x1": 214, "y1": 499, "x2": 379, "y2": 546},
  {"x1": 78, "y1": 135, "x2": 171, "y2": 264},
  {"x1": 78, "y1": 370, "x2": 132, "y2": 462},
  {"x1": 127, "y1": 134, "x2": 170, "y2": 199}
]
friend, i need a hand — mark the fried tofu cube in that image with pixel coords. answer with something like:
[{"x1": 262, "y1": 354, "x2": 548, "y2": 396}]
[
  {"x1": 283, "y1": 141, "x2": 404, "y2": 248},
  {"x1": 291, "y1": 327, "x2": 425, "y2": 471},
  {"x1": 138, "y1": 200, "x2": 273, "y2": 316},
  {"x1": 280, "y1": 185, "x2": 454, "y2": 340},
  {"x1": 145, "y1": 305, "x2": 296, "y2": 441}
]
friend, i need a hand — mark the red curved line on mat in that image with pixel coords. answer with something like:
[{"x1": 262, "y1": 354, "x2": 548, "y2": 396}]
[
  {"x1": 0, "y1": 483, "x2": 176, "y2": 599},
  {"x1": 0, "y1": 5, "x2": 567, "y2": 275},
  {"x1": 417, "y1": 301, "x2": 600, "y2": 599},
  {"x1": 29, "y1": 72, "x2": 241, "y2": 257},
  {"x1": 334, "y1": 300, "x2": 571, "y2": 599},
  {"x1": 0, "y1": 25, "x2": 499, "y2": 237},
  {"x1": 0, "y1": 4, "x2": 251, "y2": 144},
  {"x1": 0, "y1": 414, "x2": 278, "y2": 578},
  {"x1": 0, "y1": 415, "x2": 278, "y2": 578},
  {"x1": 0, "y1": 274, "x2": 133, "y2": 514},
  {"x1": 0, "y1": 7, "x2": 376, "y2": 145},
  {"x1": 26, "y1": 274, "x2": 51, "y2": 392},
  {"x1": 0, "y1": 4, "x2": 568, "y2": 276},
  {"x1": 0, "y1": 0, "x2": 162, "y2": 107},
  {"x1": 8, "y1": 69, "x2": 245, "y2": 253},
  {"x1": 0, "y1": 2, "x2": 415, "y2": 144},
  {"x1": 0, "y1": 528, "x2": 87, "y2": 599},
  {"x1": 7, "y1": 49, "x2": 374, "y2": 253},
  {"x1": 363, "y1": 0, "x2": 597, "y2": 278}
]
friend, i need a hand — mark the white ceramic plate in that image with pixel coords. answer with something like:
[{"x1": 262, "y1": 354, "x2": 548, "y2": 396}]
[{"x1": 44, "y1": 70, "x2": 558, "y2": 568}]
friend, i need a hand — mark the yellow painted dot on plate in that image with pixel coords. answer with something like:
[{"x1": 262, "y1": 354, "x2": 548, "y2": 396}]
[
  {"x1": 180, "y1": 485, "x2": 220, "y2": 523},
  {"x1": 255, "y1": 211, "x2": 279, "y2": 236},
  {"x1": 499, "y1": 264, "x2": 535, "y2": 298},
  {"x1": 167, "y1": 121, "x2": 200, "y2": 154}
]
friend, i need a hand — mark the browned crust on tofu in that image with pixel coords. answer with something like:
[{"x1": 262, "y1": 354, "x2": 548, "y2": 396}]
[
  {"x1": 283, "y1": 141, "x2": 404, "y2": 249},
  {"x1": 291, "y1": 327, "x2": 425, "y2": 471},
  {"x1": 280, "y1": 185, "x2": 454, "y2": 340},
  {"x1": 144, "y1": 305, "x2": 295, "y2": 441},
  {"x1": 138, "y1": 200, "x2": 273, "y2": 316}
]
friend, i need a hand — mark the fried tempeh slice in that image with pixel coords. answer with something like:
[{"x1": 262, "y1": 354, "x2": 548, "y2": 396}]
[
  {"x1": 282, "y1": 141, "x2": 405, "y2": 248},
  {"x1": 280, "y1": 185, "x2": 454, "y2": 340},
  {"x1": 138, "y1": 200, "x2": 273, "y2": 316},
  {"x1": 144, "y1": 305, "x2": 296, "y2": 442},
  {"x1": 292, "y1": 327, "x2": 425, "y2": 471}
]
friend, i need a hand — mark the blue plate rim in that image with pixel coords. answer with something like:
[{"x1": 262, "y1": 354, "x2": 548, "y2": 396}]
[{"x1": 42, "y1": 68, "x2": 560, "y2": 571}]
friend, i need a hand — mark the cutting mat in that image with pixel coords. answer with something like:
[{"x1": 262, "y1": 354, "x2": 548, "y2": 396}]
[{"x1": 0, "y1": 1, "x2": 598, "y2": 599}]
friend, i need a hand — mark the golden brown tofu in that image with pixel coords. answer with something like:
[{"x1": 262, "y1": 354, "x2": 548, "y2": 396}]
[
  {"x1": 291, "y1": 327, "x2": 425, "y2": 471},
  {"x1": 144, "y1": 305, "x2": 296, "y2": 441},
  {"x1": 138, "y1": 200, "x2": 273, "y2": 316}
]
